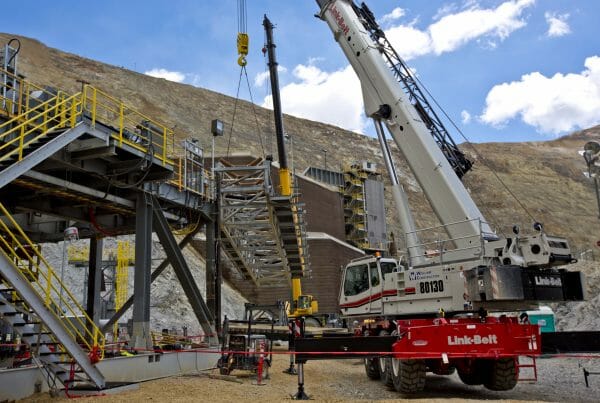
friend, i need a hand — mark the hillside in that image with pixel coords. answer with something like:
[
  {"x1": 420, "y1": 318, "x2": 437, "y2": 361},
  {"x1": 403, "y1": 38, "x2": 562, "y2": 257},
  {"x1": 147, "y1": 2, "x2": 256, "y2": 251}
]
[
  {"x1": 2, "y1": 33, "x2": 599, "y2": 332},
  {"x1": 3, "y1": 32, "x2": 597, "y2": 253}
]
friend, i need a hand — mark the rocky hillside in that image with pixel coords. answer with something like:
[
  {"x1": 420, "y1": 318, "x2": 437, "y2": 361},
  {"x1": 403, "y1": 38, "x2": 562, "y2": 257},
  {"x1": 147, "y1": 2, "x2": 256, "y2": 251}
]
[
  {"x1": 3, "y1": 32, "x2": 597, "y2": 253},
  {"x1": 2, "y1": 33, "x2": 599, "y2": 330}
]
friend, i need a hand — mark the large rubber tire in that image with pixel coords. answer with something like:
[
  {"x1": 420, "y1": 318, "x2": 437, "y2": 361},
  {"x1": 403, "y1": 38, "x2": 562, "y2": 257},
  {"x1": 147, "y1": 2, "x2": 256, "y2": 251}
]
[
  {"x1": 391, "y1": 358, "x2": 426, "y2": 393},
  {"x1": 378, "y1": 330, "x2": 394, "y2": 388},
  {"x1": 364, "y1": 357, "x2": 380, "y2": 380},
  {"x1": 484, "y1": 358, "x2": 518, "y2": 391},
  {"x1": 457, "y1": 363, "x2": 486, "y2": 386}
]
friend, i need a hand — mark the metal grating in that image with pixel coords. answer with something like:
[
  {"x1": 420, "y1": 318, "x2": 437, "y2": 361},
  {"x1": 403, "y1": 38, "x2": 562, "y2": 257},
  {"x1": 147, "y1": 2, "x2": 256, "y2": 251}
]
[{"x1": 216, "y1": 158, "x2": 309, "y2": 287}]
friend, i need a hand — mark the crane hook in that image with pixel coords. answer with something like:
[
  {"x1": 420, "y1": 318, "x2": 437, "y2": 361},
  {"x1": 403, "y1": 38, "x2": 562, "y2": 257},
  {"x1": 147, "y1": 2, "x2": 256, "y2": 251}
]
[{"x1": 237, "y1": 32, "x2": 249, "y2": 67}]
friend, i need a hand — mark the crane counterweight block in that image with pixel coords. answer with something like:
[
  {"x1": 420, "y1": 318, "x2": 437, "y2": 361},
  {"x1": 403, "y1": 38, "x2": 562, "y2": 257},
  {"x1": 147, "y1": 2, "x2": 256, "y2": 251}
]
[{"x1": 392, "y1": 317, "x2": 541, "y2": 360}]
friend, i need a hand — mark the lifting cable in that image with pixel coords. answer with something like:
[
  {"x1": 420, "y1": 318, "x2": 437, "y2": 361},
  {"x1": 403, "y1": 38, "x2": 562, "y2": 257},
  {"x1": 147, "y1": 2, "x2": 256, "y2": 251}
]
[
  {"x1": 411, "y1": 74, "x2": 537, "y2": 232},
  {"x1": 226, "y1": 0, "x2": 267, "y2": 159}
]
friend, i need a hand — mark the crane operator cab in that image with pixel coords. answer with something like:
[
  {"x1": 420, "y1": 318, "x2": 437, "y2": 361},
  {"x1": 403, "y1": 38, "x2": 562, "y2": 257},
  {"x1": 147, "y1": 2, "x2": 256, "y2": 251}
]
[
  {"x1": 339, "y1": 253, "x2": 478, "y2": 319},
  {"x1": 339, "y1": 254, "x2": 403, "y2": 318}
]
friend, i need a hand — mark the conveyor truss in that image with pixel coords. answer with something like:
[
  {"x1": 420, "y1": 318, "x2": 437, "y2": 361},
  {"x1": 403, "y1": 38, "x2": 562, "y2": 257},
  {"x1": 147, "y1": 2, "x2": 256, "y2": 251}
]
[{"x1": 216, "y1": 158, "x2": 310, "y2": 287}]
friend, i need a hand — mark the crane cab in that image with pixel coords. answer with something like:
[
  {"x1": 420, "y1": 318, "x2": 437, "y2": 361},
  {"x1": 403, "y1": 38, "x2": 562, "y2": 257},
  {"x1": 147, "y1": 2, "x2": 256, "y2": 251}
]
[{"x1": 339, "y1": 255, "x2": 400, "y2": 317}]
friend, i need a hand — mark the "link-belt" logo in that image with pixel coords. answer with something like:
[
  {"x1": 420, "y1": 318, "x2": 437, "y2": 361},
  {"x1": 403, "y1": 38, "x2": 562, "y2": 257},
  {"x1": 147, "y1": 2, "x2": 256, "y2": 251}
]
[{"x1": 448, "y1": 334, "x2": 498, "y2": 345}]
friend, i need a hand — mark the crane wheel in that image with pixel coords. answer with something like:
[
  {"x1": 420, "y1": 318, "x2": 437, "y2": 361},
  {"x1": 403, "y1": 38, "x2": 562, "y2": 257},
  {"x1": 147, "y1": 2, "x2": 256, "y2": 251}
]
[
  {"x1": 391, "y1": 358, "x2": 426, "y2": 394},
  {"x1": 377, "y1": 330, "x2": 394, "y2": 388},
  {"x1": 457, "y1": 361, "x2": 486, "y2": 386},
  {"x1": 364, "y1": 357, "x2": 380, "y2": 380},
  {"x1": 483, "y1": 358, "x2": 517, "y2": 391}
]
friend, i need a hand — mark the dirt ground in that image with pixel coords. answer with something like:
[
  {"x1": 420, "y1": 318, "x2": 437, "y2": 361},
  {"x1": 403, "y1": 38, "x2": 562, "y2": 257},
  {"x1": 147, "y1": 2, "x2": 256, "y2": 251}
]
[{"x1": 21, "y1": 345, "x2": 600, "y2": 403}]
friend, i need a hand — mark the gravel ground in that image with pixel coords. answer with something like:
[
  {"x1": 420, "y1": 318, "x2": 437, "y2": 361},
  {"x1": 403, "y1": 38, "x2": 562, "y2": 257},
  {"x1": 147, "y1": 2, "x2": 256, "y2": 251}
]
[{"x1": 22, "y1": 347, "x2": 600, "y2": 402}]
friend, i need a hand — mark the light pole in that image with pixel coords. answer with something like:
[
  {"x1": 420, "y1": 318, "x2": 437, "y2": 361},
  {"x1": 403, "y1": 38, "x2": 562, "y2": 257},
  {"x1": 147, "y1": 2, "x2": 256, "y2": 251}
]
[{"x1": 322, "y1": 149, "x2": 328, "y2": 170}]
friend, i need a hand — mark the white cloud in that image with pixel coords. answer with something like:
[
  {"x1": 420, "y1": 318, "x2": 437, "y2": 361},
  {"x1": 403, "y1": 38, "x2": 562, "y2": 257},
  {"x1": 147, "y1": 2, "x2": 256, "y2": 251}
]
[
  {"x1": 144, "y1": 68, "x2": 186, "y2": 83},
  {"x1": 545, "y1": 12, "x2": 571, "y2": 38},
  {"x1": 254, "y1": 66, "x2": 288, "y2": 87},
  {"x1": 480, "y1": 56, "x2": 600, "y2": 134},
  {"x1": 381, "y1": 7, "x2": 406, "y2": 24},
  {"x1": 385, "y1": 0, "x2": 534, "y2": 60},
  {"x1": 385, "y1": 23, "x2": 433, "y2": 60},
  {"x1": 461, "y1": 110, "x2": 472, "y2": 124},
  {"x1": 262, "y1": 63, "x2": 365, "y2": 133},
  {"x1": 258, "y1": 1, "x2": 535, "y2": 134}
]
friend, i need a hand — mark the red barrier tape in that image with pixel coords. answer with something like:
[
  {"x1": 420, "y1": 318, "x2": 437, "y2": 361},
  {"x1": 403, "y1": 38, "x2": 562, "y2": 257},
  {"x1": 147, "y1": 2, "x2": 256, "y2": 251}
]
[
  {"x1": 104, "y1": 346, "x2": 600, "y2": 359},
  {"x1": 3, "y1": 343, "x2": 600, "y2": 360}
]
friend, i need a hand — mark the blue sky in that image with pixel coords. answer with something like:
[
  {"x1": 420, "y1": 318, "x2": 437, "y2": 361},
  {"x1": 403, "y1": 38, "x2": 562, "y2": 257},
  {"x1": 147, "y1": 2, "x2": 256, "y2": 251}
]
[{"x1": 4, "y1": 0, "x2": 600, "y2": 143}]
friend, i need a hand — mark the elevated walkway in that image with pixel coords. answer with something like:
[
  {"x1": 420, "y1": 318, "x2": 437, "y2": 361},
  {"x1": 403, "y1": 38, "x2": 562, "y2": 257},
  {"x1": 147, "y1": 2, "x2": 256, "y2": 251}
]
[
  {"x1": 0, "y1": 69, "x2": 213, "y2": 240},
  {"x1": 216, "y1": 157, "x2": 310, "y2": 287},
  {"x1": 0, "y1": 67, "x2": 217, "y2": 390}
]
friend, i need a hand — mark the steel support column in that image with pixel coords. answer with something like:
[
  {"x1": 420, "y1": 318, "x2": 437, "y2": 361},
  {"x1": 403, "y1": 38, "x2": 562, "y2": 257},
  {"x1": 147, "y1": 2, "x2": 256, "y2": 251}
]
[
  {"x1": 85, "y1": 236, "x2": 103, "y2": 336},
  {"x1": 214, "y1": 177, "x2": 222, "y2": 335},
  {"x1": 151, "y1": 196, "x2": 217, "y2": 345},
  {"x1": 131, "y1": 192, "x2": 153, "y2": 350},
  {"x1": 205, "y1": 222, "x2": 216, "y2": 319},
  {"x1": 205, "y1": 212, "x2": 221, "y2": 335}
]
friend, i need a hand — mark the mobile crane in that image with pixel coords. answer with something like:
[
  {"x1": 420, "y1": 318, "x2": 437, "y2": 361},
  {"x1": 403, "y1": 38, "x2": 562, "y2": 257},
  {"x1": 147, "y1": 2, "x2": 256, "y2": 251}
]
[{"x1": 311, "y1": 0, "x2": 586, "y2": 394}]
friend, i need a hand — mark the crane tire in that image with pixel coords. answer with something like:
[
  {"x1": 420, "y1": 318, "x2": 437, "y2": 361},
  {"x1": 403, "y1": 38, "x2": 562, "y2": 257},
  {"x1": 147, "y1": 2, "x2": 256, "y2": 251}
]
[
  {"x1": 364, "y1": 357, "x2": 380, "y2": 380},
  {"x1": 378, "y1": 330, "x2": 394, "y2": 388},
  {"x1": 392, "y1": 358, "x2": 426, "y2": 393},
  {"x1": 457, "y1": 362, "x2": 486, "y2": 385},
  {"x1": 483, "y1": 358, "x2": 517, "y2": 391}
]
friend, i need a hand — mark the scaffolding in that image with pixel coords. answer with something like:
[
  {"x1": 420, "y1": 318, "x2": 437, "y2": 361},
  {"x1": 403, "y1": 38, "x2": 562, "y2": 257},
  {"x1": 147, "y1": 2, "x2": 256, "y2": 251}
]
[{"x1": 342, "y1": 161, "x2": 386, "y2": 251}]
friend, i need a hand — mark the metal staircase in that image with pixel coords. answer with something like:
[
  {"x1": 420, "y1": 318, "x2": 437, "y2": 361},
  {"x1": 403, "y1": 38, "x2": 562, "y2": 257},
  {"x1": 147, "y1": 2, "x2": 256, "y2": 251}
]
[
  {"x1": 0, "y1": 202, "x2": 105, "y2": 390},
  {"x1": 0, "y1": 86, "x2": 86, "y2": 189},
  {"x1": 216, "y1": 158, "x2": 310, "y2": 287}
]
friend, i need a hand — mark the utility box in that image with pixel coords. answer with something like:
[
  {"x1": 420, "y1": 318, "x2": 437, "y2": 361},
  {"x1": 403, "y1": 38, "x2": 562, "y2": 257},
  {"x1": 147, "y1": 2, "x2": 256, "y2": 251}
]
[{"x1": 525, "y1": 306, "x2": 556, "y2": 333}]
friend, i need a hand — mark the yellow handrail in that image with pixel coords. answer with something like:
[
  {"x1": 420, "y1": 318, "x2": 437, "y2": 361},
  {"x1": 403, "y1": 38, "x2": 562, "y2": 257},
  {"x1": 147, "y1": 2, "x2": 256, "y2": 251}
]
[
  {"x1": 81, "y1": 85, "x2": 175, "y2": 166},
  {"x1": 0, "y1": 93, "x2": 82, "y2": 164},
  {"x1": 0, "y1": 68, "x2": 214, "y2": 199},
  {"x1": 0, "y1": 202, "x2": 105, "y2": 355}
]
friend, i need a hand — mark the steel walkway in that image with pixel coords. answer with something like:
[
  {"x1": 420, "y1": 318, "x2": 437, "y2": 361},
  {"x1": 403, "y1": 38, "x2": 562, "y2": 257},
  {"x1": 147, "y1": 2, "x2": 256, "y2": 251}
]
[{"x1": 216, "y1": 158, "x2": 310, "y2": 287}]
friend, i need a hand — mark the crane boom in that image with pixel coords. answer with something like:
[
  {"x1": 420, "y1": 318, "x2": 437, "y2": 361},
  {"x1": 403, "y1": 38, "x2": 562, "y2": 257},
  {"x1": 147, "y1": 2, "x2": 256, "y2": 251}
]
[
  {"x1": 316, "y1": 0, "x2": 496, "y2": 251},
  {"x1": 320, "y1": 0, "x2": 584, "y2": 317}
]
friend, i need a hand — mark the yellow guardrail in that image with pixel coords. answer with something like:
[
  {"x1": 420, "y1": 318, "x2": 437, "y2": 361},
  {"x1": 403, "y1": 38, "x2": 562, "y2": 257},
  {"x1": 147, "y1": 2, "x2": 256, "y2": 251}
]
[
  {"x1": 1, "y1": 69, "x2": 215, "y2": 200},
  {"x1": 0, "y1": 69, "x2": 58, "y2": 118},
  {"x1": 0, "y1": 91, "x2": 80, "y2": 163},
  {"x1": 169, "y1": 154, "x2": 214, "y2": 200},
  {"x1": 0, "y1": 202, "x2": 105, "y2": 356},
  {"x1": 81, "y1": 85, "x2": 174, "y2": 167}
]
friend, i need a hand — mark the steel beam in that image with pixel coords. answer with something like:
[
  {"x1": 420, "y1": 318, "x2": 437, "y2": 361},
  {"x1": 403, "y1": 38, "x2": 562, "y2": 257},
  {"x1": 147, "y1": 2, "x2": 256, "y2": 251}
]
[
  {"x1": 206, "y1": 222, "x2": 216, "y2": 319},
  {"x1": 152, "y1": 195, "x2": 217, "y2": 345},
  {"x1": 131, "y1": 192, "x2": 153, "y2": 350},
  {"x1": 23, "y1": 170, "x2": 135, "y2": 209},
  {"x1": 85, "y1": 237, "x2": 103, "y2": 336}
]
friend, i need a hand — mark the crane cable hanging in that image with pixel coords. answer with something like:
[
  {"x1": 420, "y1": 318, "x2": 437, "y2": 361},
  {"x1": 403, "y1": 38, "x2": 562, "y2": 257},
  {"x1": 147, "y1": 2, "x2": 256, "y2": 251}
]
[
  {"x1": 411, "y1": 73, "x2": 538, "y2": 230},
  {"x1": 237, "y1": 0, "x2": 248, "y2": 67},
  {"x1": 226, "y1": 0, "x2": 267, "y2": 158}
]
